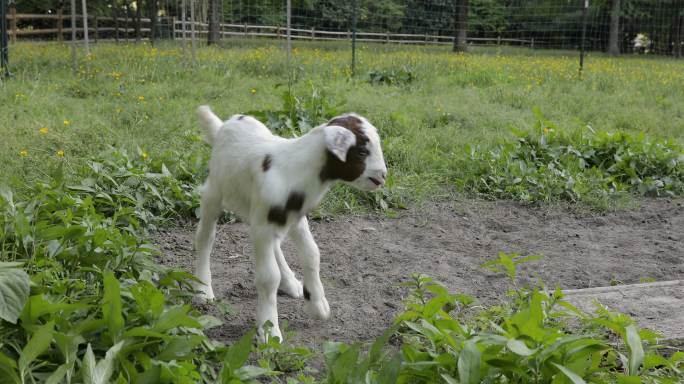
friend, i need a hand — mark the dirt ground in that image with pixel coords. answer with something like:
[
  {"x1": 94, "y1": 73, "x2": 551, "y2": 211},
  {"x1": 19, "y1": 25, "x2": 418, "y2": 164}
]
[{"x1": 153, "y1": 198, "x2": 684, "y2": 348}]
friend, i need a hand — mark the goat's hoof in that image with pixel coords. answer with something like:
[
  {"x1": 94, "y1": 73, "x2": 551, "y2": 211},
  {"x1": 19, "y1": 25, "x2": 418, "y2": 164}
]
[
  {"x1": 279, "y1": 278, "x2": 304, "y2": 299},
  {"x1": 196, "y1": 286, "x2": 215, "y2": 302},
  {"x1": 304, "y1": 297, "x2": 331, "y2": 320},
  {"x1": 257, "y1": 325, "x2": 283, "y2": 344}
]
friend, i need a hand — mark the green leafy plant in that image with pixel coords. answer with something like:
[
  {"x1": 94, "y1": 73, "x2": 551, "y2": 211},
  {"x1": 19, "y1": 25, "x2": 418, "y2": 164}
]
[
  {"x1": 366, "y1": 66, "x2": 416, "y2": 86},
  {"x1": 459, "y1": 108, "x2": 684, "y2": 207}
]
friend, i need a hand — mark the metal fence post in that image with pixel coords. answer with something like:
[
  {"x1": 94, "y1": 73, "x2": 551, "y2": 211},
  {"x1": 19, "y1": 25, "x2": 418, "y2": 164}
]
[
  {"x1": 286, "y1": 0, "x2": 291, "y2": 65},
  {"x1": 579, "y1": 0, "x2": 588, "y2": 76},
  {"x1": 351, "y1": 0, "x2": 357, "y2": 76}
]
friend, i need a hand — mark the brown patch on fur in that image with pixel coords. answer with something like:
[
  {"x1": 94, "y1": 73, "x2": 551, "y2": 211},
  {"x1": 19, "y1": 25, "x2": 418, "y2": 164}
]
[
  {"x1": 319, "y1": 115, "x2": 370, "y2": 182},
  {"x1": 262, "y1": 154, "x2": 272, "y2": 172},
  {"x1": 267, "y1": 191, "x2": 306, "y2": 226}
]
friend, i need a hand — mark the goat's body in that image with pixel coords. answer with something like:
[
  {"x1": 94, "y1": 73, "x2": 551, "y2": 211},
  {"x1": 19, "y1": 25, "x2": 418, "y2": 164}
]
[
  {"x1": 204, "y1": 114, "x2": 329, "y2": 226},
  {"x1": 194, "y1": 106, "x2": 386, "y2": 342}
]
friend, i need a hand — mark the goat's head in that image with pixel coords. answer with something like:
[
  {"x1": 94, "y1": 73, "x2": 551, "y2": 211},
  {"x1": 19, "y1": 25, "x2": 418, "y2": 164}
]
[{"x1": 319, "y1": 114, "x2": 387, "y2": 191}]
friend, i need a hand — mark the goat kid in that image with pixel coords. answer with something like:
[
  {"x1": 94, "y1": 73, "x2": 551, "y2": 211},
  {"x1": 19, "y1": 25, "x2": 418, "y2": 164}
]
[{"x1": 195, "y1": 106, "x2": 387, "y2": 342}]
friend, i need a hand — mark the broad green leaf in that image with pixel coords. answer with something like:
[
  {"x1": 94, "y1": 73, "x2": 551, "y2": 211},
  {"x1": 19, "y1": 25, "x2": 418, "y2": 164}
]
[
  {"x1": 152, "y1": 305, "x2": 201, "y2": 332},
  {"x1": 377, "y1": 352, "x2": 402, "y2": 384},
  {"x1": 551, "y1": 362, "x2": 587, "y2": 384},
  {"x1": 458, "y1": 339, "x2": 481, "y2": 384},
  {"x1": 440, "y1": 373, "x2": 459, "y2": 384},
  {"x1": 0, "y1": 262, "x2": 30, "y2": 324},
  {"x1": 0, "y1": 351, "x2": 20, "y2": 384},
  {"x1": 224, "y1": 329, "x2": 255, "y2": 371},
  {"x1": 370, "y1": 326, "x2": 397, "y2": 365},
  {"x1": 82, "y1": 342, "x2": 124, "y2": 384},
  {"x1": 616, "y1": 375, "x2": 642, "y2": 384},
  {"x1": 45, "y1": 363, "x2": 70, "y2": 384},
  {"x1": 103, "y1": 271, "x2": 124, "y2": 344},
  {"x1": 625, "y1": 325, "x2": 644, "y2": 375},
  {"x1": 234, "y1": 365, "x2": 273, "y2": 380},
  {"x1": 19, "y1": 321, "x2": 55, "y2": 372},
  {"x1": 507, "y1": 338, "x2": 535, "y2": 356},
  {"x1": 331, "y1": 343, "x2": 360, "y2": 382},
  {"x1": 156, "y1": 336, "x2": 204, "y2": 361}
]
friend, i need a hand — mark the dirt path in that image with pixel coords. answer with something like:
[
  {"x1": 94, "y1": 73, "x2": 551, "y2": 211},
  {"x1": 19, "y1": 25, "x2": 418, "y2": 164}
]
[{"x1": 153, "y1": 198, "x2": 684, "y2": 347}]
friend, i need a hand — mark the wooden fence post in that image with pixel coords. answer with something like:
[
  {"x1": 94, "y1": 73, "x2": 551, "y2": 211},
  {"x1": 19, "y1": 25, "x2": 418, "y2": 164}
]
[
  {"x1": 94, "y1": 14, "x2": 98, "y2": 42},
  {"x1": 531, "y1": 38, "x2": 535, "y2": 49},
  {"x1": 310, "y1": 27, "x2": 315, "y2": 40},
  {"x1": 9, "y1": 5, "x2": 16, "y2": 43},
  {"x1": 243, "y1": 23, "x2": 247, "y2": 37},
  {"x1": 57, "y1": 7, "x2": 64, "y2": 41},
  {"x1": 386, "y1": 31, "x2": 389, "y2": 43}
]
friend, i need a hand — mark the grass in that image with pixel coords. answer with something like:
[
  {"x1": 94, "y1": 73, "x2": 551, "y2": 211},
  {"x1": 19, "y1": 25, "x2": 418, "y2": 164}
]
[{"x1": 2, "y1": 40, "x2": 683, "y2": 211}]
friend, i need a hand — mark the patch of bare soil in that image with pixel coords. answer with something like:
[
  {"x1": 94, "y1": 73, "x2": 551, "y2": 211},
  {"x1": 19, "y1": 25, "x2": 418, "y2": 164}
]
[{"x1": 152, "y1": 198, "x2": 684, "y2": 347}]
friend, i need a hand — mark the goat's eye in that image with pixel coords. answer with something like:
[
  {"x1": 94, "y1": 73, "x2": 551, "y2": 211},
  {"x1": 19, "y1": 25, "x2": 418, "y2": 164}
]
[{"x1": 357, "y1": 148, "x2": 370, "y2": 156}]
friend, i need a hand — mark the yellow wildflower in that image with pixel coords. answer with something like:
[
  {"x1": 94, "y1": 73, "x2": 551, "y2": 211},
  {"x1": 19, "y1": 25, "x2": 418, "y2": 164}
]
[
  {"x1": 250, "y1": 88, "x2": 257, "y2": 95},
  {"x1": 138, "y1": 95, "x2": 145, "y2": 102},
  {"x1": 19, "y1": 149, "x2": 28, "y2": 157},
  {"x1": 142, "y1": 152, "x2": 149, "y2": 160},
  {"x1": 63, "y1": 119, "x2": 70, "y2": 126},
  {"x1": 56, "y1": 150, "x2": 65, "y2": 157},
  {"x1": 39, "y1": 127, "x2": 49, "y2": 135},
  {"x1": 543, "y1": 127, "x2": 550, "y2": 134}
]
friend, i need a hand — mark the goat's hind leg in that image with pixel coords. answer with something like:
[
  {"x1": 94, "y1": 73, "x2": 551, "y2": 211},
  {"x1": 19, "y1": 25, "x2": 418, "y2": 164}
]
[
  {"x1": 194, "y1": 187, "x2": 221, "y2": 300},
  {"x1": 274, "y1": 240, "x2": 303, "y2": 298},
  {"x1": 251, "y1": 227, "x2": 283, "y2": 342}
]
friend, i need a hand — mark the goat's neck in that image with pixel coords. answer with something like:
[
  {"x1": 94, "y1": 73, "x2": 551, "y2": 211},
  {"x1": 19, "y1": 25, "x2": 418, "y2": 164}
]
[{"x1": 280, "y1": 130, "x2": 332, "y2": 202}]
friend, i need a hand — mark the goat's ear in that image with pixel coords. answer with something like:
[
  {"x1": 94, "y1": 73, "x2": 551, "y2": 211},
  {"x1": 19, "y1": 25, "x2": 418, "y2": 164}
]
[{"x1": 324, "y1": 125, "x2": 356, "y2": 162}]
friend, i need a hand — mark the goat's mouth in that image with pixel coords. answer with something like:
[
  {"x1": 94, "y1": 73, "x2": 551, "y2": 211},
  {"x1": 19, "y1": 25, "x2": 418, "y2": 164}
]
[{"x1": 368, "y1": 177, "x2": 383, "y2": 187}]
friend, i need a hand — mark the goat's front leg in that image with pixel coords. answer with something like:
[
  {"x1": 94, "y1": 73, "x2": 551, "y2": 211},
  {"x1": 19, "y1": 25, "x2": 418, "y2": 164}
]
[
  {"x1": 194, "y1": 188, "x2": 221, "y2": 300},
  {"x1": 290, "y1": 217, "x2": 330, "y2": 320},
  {"x1": 274, "y1": 240, "x2": 304, "y2": 298},
  {"x1": 251, "y1": 227, "x2": 283, "y2": 342}
]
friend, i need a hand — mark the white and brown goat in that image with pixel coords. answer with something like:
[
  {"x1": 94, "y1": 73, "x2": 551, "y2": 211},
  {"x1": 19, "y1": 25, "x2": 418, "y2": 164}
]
[{"x1": 194, "y1": 106, "x2": 387, "y2": 341}]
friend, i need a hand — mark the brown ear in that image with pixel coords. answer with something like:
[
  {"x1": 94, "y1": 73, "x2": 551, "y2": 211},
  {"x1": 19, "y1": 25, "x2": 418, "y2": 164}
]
[{"x1": 324, "y1": 125, "x2": 357, "y2": 162}]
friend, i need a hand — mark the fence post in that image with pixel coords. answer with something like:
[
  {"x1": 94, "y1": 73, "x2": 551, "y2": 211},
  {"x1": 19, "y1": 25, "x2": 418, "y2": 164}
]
[
  {"x1": 9, "y1": 4, "x2": 16, "y2": 43},
  {"x1": 351, "y1": 0, "x2": 357, "y2": 76},
  {"x1": 286, "y1": 0, "x2": 291, "y2": 64},
  {"x1": 94, "y1": 14, "x2": 98, "y2": 43},
  {"x1": 57, "y1": 7, "x2": 64, "y2": 41},
  {"x1": 1, "y1": 0, "x2": 10, "y2": 77},
  {"x1": 579, "y1": 0, "x2": 588, "y2": 75},
  {"x1": 243, "y1": 24, "x2": 247, "y2": 37},
  {"x1": 386, "y1": 31, "x2": 389, "y2": 43},
  {"x1": 311, "y1": 27, "x2": 314, "y2": 40},
  {"x1": 81, "y1": 0, "x2": 89, "y2": 55},
  {"x1": 531, "y1": 38, "x2": 534, "y2": 49},
  {"x1": 70, "y1": 0, "x2": 77, "y2": 75},
  {"x1": 497, "y1": 35, "x2": 501, "y2": 45}
]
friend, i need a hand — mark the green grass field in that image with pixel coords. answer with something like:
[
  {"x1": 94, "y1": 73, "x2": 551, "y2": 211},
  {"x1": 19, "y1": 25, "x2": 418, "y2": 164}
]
[{"x1": 2, "y1": 41, "x2": 683, "y2": 208}]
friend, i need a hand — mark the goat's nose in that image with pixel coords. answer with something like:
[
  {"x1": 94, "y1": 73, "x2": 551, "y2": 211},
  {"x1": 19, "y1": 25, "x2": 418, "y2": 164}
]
[{"x1": 381, "y1": 171, "x2": 387, "y2": 180}]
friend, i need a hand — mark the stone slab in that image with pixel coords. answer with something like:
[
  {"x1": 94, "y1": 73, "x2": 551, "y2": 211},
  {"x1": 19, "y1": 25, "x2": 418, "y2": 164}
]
[{"x1": 563, "y1": 280, "x2": 684, "y2": 346}]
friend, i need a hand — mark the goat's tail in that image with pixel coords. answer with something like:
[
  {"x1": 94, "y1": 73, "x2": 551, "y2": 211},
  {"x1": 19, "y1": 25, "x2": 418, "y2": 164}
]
[{"x1": 197, "y1": 105, "x2": 223, "y2": 146}]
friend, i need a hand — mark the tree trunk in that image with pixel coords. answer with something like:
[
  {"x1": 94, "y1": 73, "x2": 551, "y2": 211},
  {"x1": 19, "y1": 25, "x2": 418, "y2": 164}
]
[
  {"x1": 207, "y1": 0, "x2": 220, "y2": 45},
  {"x1": 608, "y1": 0, "x2": 620, "y2": 55},
  {"x1": 452, "y1": 0, "x2": 468, "y2": 52},
  {"x1": 135, "y1": 0, "x2": 142, "y2": 42}
]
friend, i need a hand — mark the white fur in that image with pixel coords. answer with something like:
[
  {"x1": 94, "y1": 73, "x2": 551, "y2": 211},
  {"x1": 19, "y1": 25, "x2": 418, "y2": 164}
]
[{"x1": 194, "y1": 106, "x2": 387, "y2": 342}]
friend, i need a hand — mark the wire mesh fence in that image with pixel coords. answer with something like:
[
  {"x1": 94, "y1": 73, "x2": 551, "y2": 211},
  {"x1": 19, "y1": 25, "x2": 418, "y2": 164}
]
[{"x1": 3, "y1": 0, "x2": 684, "y2": 58}]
